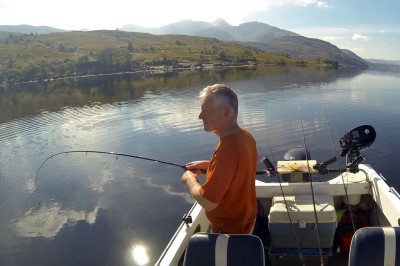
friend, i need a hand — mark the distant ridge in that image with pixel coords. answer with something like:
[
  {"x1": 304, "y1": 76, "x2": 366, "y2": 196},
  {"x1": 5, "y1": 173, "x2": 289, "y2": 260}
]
[
  {"x1": 119, "y1": 19, "x2": 300, "y2": 42},
  {"x1": 366, "y1": 59, "x2": 400, "y2": 66},
  {"x1": 119, "y1": 19, "x2": 368, "y2": 68},
  {"x1": 2, "y1": 20, "x2": 393, "y2": 69},
  {"x1": 0, "y1": 24, "x2": 66, "y2": 34},
  {"x1": 244, "y1": 36, "x2": 369, "y2": 68},
  {"x1": 212, "y1": 18, "x2": 231, "y2": 28}
]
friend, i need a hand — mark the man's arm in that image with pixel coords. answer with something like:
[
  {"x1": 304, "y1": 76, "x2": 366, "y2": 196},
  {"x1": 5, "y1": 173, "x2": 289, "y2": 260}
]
[
  {"x1": 185, "y1": 160, "x2": 210, "y2": 171},
  {"x1": 181, "y1": 170, "x2": 217, "y2": 211}
]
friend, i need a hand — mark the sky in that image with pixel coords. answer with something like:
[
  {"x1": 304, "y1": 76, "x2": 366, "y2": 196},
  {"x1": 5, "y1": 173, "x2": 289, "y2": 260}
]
[{"x1": 0, "y1": 0, "x2": 399, "y2": 60}]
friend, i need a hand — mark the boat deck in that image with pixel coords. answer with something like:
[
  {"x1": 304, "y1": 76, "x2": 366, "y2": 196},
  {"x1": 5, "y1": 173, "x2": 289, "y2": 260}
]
[{"x1": 158, "y1": 163, "x2": 400, "y2": 266}]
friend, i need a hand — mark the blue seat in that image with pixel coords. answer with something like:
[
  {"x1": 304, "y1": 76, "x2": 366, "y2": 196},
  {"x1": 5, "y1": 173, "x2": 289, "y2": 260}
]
[
  {"x1": 183, "y1": 233, "x2": 265, "y2": 266},
  {"x1": 348, "y1": 226, "x2": 400, "y2": 266}
]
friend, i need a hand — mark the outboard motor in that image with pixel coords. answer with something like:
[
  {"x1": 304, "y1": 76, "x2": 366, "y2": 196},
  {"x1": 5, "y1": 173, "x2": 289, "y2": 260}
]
[
  {"x1": 340, "y1": 125, "x2": 376, "y2": 169},
  {"x1": 282, "y1": 147, "x2": 311, "y2": 182}
]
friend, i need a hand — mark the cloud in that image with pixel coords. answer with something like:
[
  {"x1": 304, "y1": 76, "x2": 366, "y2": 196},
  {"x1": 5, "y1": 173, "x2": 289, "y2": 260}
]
[
  {"x1": 140, "y1": 176, "x2": 194, "y2": 204},
  {"x1": 12, "y1": 203, "x2": 99, "y2": 238},
  {"x1": 352, "y1": 33, "x2": 369, "y2": 41},
  {"x1": 291, "y1": 0, "x2": 330, "y2": 8},
  {"x1": 317, "y1": 1, "x2": 329, "y2": 7},
  {"x1": 90, "y1": 167, "x2": 116, "y2": 192},
  {"x1": 321, "y1": 35, "x2": 346, "y2": 41}
]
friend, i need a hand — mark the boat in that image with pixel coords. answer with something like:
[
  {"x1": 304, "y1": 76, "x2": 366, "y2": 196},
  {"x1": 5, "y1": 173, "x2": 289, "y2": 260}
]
[{"x1": 155, "y1": 125, "x2": 400, "y2": 266}]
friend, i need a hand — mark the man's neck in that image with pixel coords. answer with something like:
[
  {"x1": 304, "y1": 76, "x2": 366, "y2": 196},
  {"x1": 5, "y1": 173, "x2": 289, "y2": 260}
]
[{"x1": 215, "y1": 123, "x2": 240, "y2": 138}]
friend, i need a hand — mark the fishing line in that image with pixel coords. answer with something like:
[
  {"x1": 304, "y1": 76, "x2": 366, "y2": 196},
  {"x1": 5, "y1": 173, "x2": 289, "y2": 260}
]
[
  {"x1": 265, "y1": 129, "x2": 276, "y2": 163},
  {"x1": 265, "y1": 128, "x2": 305, "y2": 265},
  {"x1": 298, "y1": 106, "x2": 324, "y2": 265},
  {"x1": 323, "y1": 110, "x2": 362, "y2": 234},
  {"x1": 324, "y1": 110, "x2": 339, "y2": 160}
]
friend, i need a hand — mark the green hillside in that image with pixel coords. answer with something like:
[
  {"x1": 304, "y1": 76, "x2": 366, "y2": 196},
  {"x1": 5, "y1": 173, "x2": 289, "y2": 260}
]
[
  {"x1": 242, "y1": 36, "x2": 368, "y2": 69},
  {"x1": 0, "y1": 30, "x2": 336, "y2": 85}
]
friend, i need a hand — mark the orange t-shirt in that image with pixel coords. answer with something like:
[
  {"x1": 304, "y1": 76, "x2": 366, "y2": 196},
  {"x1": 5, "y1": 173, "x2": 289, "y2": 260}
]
[{"x1": 199, "y1": 128, "x2": 258, "y2": 234}]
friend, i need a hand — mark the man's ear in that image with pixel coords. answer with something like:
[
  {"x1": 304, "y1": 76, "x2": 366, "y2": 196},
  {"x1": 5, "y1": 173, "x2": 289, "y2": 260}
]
[{"x1": 223, "y1": 106, "x2": 234, "y2": 118}]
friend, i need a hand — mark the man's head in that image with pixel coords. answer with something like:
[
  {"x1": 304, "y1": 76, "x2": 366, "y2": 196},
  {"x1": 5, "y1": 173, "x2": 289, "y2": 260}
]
[
  {"x1": 199, "y1": 84, "x2": 238, "y2": 118},
  {"x1": 198, "y1": 84, "x2": 239, "y2": 135}
]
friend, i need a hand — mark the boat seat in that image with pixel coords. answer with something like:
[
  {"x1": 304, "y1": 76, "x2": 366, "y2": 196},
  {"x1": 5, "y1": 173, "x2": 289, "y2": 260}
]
[
  {"x1": 183, "y1": 233, "x2": 265, "y2": 266},
  {"x1": 349, "y1": 226, "x2": 400, "y2": 266}
]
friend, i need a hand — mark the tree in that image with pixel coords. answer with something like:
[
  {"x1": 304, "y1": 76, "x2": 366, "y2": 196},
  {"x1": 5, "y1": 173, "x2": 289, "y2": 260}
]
[
  {"x1": 219, "y1": 50, "x2": 227, "y2": 61},
  {"x1": 58, "y1": 43, "x2": 66, "y2": 52},
  {"x1": 96, "y1": 48, "x2": 114, "y2": 69},
  {"x1": 128, "y1": 41, "x2": 134, "y2": 52},
  {"x1": 22, "y1": 62, "x2": 39, "y2": 81},
  {"x1": 96, "y1": 47, "x2": 132, "y2": 72}
]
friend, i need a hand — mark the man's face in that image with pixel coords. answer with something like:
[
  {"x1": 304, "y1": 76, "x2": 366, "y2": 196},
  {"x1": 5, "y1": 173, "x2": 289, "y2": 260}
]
[{"x1": 199, "y1": 96, "x2": 225, "y2": 133}]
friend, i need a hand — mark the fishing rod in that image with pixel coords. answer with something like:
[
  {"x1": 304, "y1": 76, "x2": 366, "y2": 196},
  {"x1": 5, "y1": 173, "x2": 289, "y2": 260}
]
[
  {"x1": 35, "y1": 150, "x2": 189, "y2": 182},
  {"x1": 323, "y1": 109, "x2": 358, "y2": 235},
  {"x1": 298, "y1": 106, "x2": 324, "y2": 265},
  {"x1": 263, "y1": 129, "x2": 305, "y2": 265},
  {"x1": 35, "y1": 150, "x2": 268, "y2": 183}
]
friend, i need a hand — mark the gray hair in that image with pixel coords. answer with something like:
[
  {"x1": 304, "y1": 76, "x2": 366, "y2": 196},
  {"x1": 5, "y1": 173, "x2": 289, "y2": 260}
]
[{"x1": 199, "y1": 84, "x2": 238, "y2": 118}]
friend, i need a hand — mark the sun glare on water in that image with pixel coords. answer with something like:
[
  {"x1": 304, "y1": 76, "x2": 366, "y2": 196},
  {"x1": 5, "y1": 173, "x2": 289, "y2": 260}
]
[{"x1": 131, "y1": 244, "x2": 150, "y2": 265}]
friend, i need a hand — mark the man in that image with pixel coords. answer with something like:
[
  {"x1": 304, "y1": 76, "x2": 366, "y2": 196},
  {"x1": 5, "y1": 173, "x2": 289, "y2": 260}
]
[{"x1": 181, "y1": 84, "x2": 258, "y2": 234}]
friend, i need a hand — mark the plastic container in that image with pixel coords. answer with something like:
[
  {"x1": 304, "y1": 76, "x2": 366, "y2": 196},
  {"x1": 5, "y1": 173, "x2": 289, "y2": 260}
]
[{"x1": 268, "y1": 194, "x2": 337, "y2": 248}]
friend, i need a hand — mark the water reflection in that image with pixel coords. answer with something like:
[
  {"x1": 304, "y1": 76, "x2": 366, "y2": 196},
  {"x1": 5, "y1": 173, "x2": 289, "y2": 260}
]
[
  {"x1": 12, "y1": 203, "x2": 99, "y2": 238},
  {"x1": 131, "y1": 242, "x2": 150, "y2": 265},
  {"x1": 0, "y1": 67, "x2": 362, "y2": 124},
  {"x1": 1, "y1": 67, "x2": 399, "y2": 266}
]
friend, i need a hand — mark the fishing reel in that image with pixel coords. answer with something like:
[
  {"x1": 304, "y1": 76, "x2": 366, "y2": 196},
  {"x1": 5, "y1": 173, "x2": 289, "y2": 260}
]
[{"x1": 313, "y1": 156, "x2": 363, "y2": 174}]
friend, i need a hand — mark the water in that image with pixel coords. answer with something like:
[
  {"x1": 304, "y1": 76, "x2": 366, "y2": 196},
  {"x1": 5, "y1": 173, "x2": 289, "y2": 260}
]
[{"x1": 0, "y1": 67, "x2": 399, "y2": 265}]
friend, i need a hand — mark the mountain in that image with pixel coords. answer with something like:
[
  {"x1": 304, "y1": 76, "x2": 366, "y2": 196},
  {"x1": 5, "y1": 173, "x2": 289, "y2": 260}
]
[
  {"x1": 0, "y1": 24, "x2": 66, "y2": 34},
  {"x1": 366, "y1": 59, "x2": 400, "y2": 66},
  {"x1": 365, "y1": 59, "x2": 400, "y2": 72},
  {"x1": 0, "y1": 20, "x2": 370, "y2": 69},
  {"x1": 239, "y1": 36, "x2": 369, "y2": 68},
  {"x1": 120, "y1": 19, "x2": 368, "y2": 68},
  {"x1": 120, "y1": 19, "x2": 300, "y2": 42}
]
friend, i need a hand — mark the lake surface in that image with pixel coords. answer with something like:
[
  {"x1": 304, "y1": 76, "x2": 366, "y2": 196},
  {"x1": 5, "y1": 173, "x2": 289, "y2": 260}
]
[{"x1": 1, "y1": 67, "x2": 399, "y2": 265}]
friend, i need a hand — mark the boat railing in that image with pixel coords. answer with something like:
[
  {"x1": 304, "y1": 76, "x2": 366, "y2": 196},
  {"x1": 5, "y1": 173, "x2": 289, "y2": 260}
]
[{"x1": 389, "y1": 187, "x2": 400, "y2": 200}]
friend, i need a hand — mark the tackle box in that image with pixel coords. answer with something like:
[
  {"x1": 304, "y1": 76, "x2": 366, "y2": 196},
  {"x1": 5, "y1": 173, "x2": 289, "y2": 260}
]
[{"x1": 268, "y1": 194, "x2": 337, "y2": 249}]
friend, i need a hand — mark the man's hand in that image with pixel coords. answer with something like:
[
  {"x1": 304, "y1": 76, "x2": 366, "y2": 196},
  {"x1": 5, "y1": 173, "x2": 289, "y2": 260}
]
[
  {"x1": 181, "y1": 170, "x2": 198, "y2": 186},
  {"x1": 185, "y1": 160, "x2": 210, "y2": 173},
  {"x1": 181, "y1": 170, "x2": 217, "y2": 211}
]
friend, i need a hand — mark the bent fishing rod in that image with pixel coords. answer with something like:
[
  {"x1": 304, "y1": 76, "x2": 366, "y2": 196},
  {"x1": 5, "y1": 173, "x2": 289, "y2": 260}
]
[{"x1": 35, "y1": 150, "x2": 268, "y2": 182}]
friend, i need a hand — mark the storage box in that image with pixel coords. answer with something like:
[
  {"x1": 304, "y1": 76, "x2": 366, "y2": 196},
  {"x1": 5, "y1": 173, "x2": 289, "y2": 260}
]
[{"x1": 268, "y1": 194, "x2": 337, "y2": 249}]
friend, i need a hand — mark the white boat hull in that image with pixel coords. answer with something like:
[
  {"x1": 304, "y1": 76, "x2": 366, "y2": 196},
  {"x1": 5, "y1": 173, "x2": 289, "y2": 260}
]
[{"x1": 156, "y1": 163, "x2": 400, "y2": 265}]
